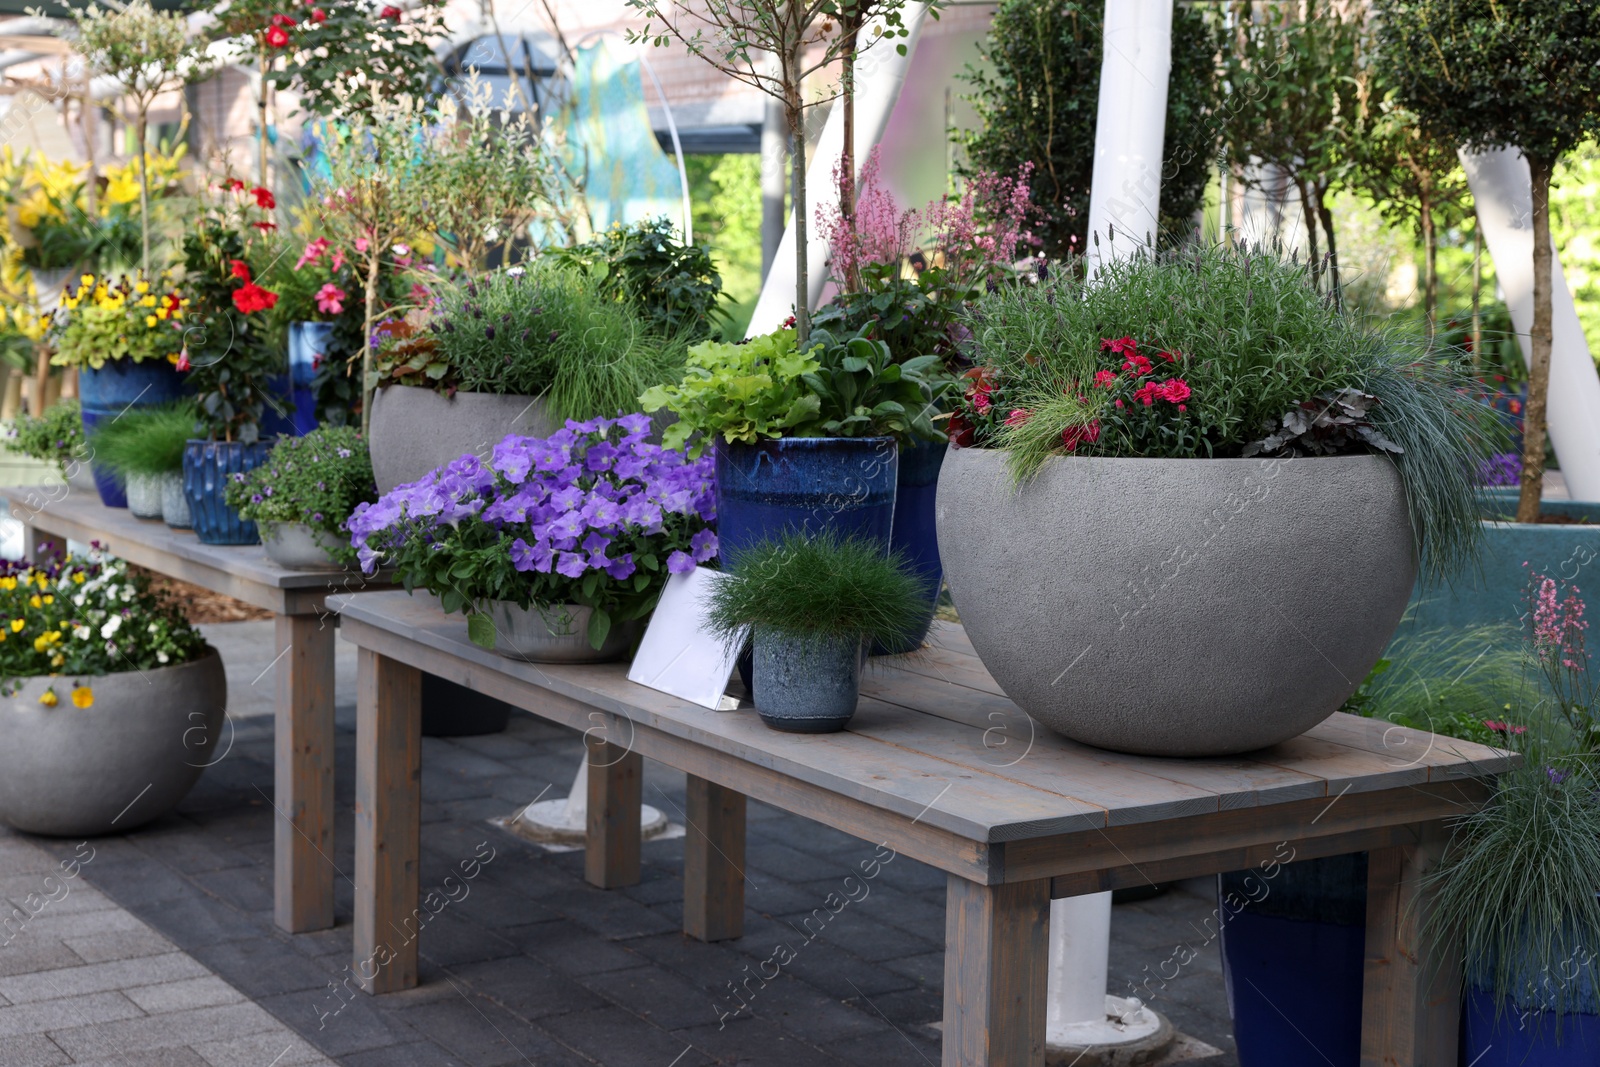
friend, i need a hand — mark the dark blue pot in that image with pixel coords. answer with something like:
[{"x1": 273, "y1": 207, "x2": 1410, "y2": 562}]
[
  {"x1": 183, "y1": 439, "x2": 272, "y2": 545},
  {"x1": 259, "y1": 321, "x2": 327, "y2": 438},
  {"x1": 1219, "y1": 855, "x2": 1367, "y2": 1067},
  {"x1": 714, "y1": 436, "x2": 898, "y2": 560},
  {"x1": 78, "y1": 360, "x2": 186, "y2": 508},
  {"x1": 875, "y1": 439, "x2": 946, "y2": 655},
  {"x1": 1462, "y1": 989, "x2": 1600, "y2": 1065}
]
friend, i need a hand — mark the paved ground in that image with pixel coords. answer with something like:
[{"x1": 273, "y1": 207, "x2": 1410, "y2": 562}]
[{"x1": 4, "y1": 619, "x2": 1243, "y2": 1066}]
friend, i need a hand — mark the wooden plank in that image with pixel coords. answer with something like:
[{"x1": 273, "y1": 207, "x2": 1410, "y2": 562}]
[
  {"x1": 683, "y1": 775, "x2": 746, "y2": 942},
  {"x1": 1313, "y1": 713, "x2": 1517, "y2": 781},
  {"x1": 942, "y1": 874, "x2": 1049, "y2": 1067},
  {"x1": 1001, "y1": 779, "x2": 1491, "y2": 886},
  {"x1": 584, "y1": 738, "x2": 642, "y2": 889},
  {"x1": 353, "y1": 649, "x2": 422, "y2": 994},
  {"x1": 1361, "y1": 823, "x2": 1461, "y2": 1067},
  {"x1": 273, "y1": 614, "x2": 337, "y2": 934}
]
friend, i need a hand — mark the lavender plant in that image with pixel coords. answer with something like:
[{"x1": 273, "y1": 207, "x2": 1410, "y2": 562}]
[{"x1": 347, "y1": 415, "x2": 717, "y2": 649}]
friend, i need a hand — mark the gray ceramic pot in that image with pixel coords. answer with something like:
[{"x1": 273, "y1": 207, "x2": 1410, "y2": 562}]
[
  {"x1": 936, "y1": 449, "x2": 1417, "y2": 756},
  {"x1": 261, "y1": 522, "x2": 343, "y2": 571},
  {"x1": 752, "y1": 632, "x2": 862, "y2": 733},
  {"x1": 0, "y1": 649, "x2": 228, "y2": 835},
  {"x1": 487, "y1": 601, "x2": 640, "y2": 663},
  {"x1": 368, "y1": 385, "x2": 555, "y2": 494},
  {"x1": 160, "y1": 470, "x2": 191, "y2": 528},
  {"x1": 66, "y1": 461, "x2": 99, "y2": 496},
  {"x1": 125, "y1": 472, "x2": 163, "y2": 519}
]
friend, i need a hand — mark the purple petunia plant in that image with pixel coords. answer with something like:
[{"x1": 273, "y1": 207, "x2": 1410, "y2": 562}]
[{"x1": 347, "y1": 414, "x2": 717, "y2": 650}]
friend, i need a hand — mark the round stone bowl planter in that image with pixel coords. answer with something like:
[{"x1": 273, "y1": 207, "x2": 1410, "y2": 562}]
[
  {"x1": 261, "y1": 522, "x2": 343, "y2": 571},
  {"x1": 487, "y1": 602, "x2": 640, "y2": 664},
  {"x1": 0, "y1": 649, "x2": 227, "y2": 836},
  {"x1": 369, "y1": 386, "x2": 555, "y2": 495},
  {"x1": 160, "y1": 470, "x2": 191, "y2": 528},
  {"x1": 752, "y1": 632, "x2": 863, "y2": 733},
  {"x1": 125, "y1": 472, "x2": 164, "y2": 519},
  {"x1": 936, "y1": 449, "x2": 1417, "y2": 756}
]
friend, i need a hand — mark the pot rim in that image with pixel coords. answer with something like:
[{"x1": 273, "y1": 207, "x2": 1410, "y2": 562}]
[
  {"x1": 950, "y1": 446, "x2": 1398, "y2": 466},
  {"x1": 374, "y1": 383, "x2": 543, "y2": 402},
  {"x1": 717, "y1": 435, "x2": 897, "y2": 448},
  {"x1": 1, "y1": 643, "x2": 220, "y2": 693}
]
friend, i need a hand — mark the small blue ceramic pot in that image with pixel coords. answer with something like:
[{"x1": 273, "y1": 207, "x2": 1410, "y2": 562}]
[
  {"x1": 182, "y1": 439, "x2": 273, "y2": 545},
  {"x1": 752, "y1": 632, "x2": 862, "y2": 733}
]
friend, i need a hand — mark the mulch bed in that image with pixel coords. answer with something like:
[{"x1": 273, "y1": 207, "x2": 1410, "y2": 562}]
[{"x1": 129, "y1": 564, "x2": 273, "y2": 624}]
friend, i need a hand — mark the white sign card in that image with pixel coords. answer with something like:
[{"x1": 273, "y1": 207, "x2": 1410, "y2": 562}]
[{"x1": 627, "y1": 566, "x2": 743, "y2": 711}]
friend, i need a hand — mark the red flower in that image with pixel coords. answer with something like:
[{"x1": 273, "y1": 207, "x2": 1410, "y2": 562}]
[
  {"x1": 1061, "y1": 420, "x2": 1101, "y2": 451},
  {"x1": 251, "y1": 186, "x2": 276, "y2": 209},
  {"x1": 1100, "y1": 336, "x2": 1137, "y2": 356},
  {"x1": 1483, "y1": 720, "x2": 1528, "y2": 735},
  {"x1": 1133, "y1": 382, "x2": 1159, "y2": 407},
  {"x1": 1092, "y1": 370, "x2": 1117, "y2": 388},
  {"x1": 1004, "y1": 408, "x2": 1031, "y2": 428},
  {"x1": 972, "y1": 392, "x2": 991, "y2": 414},
  {"x1": 380, "y1": 4, "x2": 401, "y2": 17},
  {"x1": 270, "y1": 13, "x2": 298, "y2": 26},
  {"x1": 228, "y1": 259, "x2": 252, "y2": 282},
  {"x1": 1123, "y1": 354, "x2": 1153, "y2": 377},
  {"x1": 1159, "y1": 349, "x2": 1181, "y2": 363},
  {"x1": 780, "y1": 314, "x2": 797, "y2": 329},
  {"x1": 265, "y1": 24, "x2": 290, "y2": 47},
  {"x1": 232, "y1": 282, "x2": 279, "y2": 315},
  {"x1": 947, "y1": 411, "x2": 974, "y2": 449},
  {"x1": 224, "y1": 177, "x2": 246, "y2": 192},
  {"x1": 310, "y1": 6, "x2": 326, "y2": 20},
  {"x1": 1158, "y1": 378, "x2": 1192, "y2": 404},
  {"x1": 251, "y1": 221, "x2": 278, "y2": 232}
]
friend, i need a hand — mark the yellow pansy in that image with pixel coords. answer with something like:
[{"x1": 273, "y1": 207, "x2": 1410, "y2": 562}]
[
  {"x1": 9, "y1": 618, "x2": 22, "y2": 632},
  {"x1": 146, "y1": 315, "x2": 157, "y2": 328},
  {"x1": 49, "y1": 653, "x2": 63, "y2": 667},
  {"x1": 71, "y1": 572, "x2": 85, "y2": 584},
  {"x1": 41, "y1": 594, "x2": 52, "y2": 605},
  {"x1": 70, "y1": 687, "x2": 93, "y2": 708},
  {"x1": 37, "y1": 688, "x2": 57, "y2": 708},
  {"x1": 28, "y1": 594, "x2": 40, "y2": 608},
  {"x1": 0, "y1": 577, "x2": 15, "y2": 590}
]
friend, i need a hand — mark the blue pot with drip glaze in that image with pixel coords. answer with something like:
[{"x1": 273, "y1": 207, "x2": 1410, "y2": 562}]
[
  {"x1": 182, "y1": 439, "x2": 273, "y2": 545},
  {"x1": 875, "y1": 438, "x2": 946, "y2": 655}
]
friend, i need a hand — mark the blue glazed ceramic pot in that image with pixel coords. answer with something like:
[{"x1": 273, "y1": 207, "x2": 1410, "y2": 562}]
[
  {"x1": 260, "y1": 321, "x2": 329, "y2": 438},
  {"x1": 876, "y1": 439, "x2": 946, "y2": 655},
  {"x1": 78, "y1": 360, "x2": 186, "y2": 508},
  {"x1": 714, "y1": 436, "x2": 898, "y2": 560},
  {"x1": 182, "y1": 439, "x2": 272, "y2": 545}
]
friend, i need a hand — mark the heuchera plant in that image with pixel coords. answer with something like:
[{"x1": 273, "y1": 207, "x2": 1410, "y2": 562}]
[{"x1": 347, "y1": 416, "x2": 717, "y2": 650}]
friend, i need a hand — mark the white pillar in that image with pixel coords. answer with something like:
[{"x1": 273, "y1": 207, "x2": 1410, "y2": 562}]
[
  {"x1": 745, "y1": 3, "x2": 932, "y2": 338},
  {"x1": 1084, "y1": 0, "x2": 1173, "y2": 273},
  {"x1": 1460, "y1": 147, "x2": 1600, "y2": 501}
]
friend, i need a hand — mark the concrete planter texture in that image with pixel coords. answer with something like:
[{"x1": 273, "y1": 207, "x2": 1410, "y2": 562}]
[
  {"x1": 936, "y1": 448, "x2": 1417, "y2": 757},
  {"x1": 0, "y1": 649, "x2": 227, "y2": 836},
  {"x1": 261, "y1": 522, "x2": 344, "y2": 571},
  {"x1": 368, "y1": 386, "x2": 555, "y2": 495}
]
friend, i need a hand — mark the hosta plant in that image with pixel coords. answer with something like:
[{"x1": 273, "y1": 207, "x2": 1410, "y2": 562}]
[
  {"x1": 0, "y1": 550, "x2": 207, "y2": 697},
  {"x1": 346, "y1": 415, "x2": 717, "y2": 650}
]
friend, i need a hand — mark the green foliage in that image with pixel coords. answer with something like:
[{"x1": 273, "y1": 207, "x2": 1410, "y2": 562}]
[
  {"x1": 3, "y1": 400, "x2": 83, "y2": 476},
  {"x1": 1344, "y1": 623, "x2": 1528, "y2": 745},
  {"x1": 704, "y1": 529, "x2": 926, "y2": 645},
  {"x1": 225, "y1": 427, "x2": 375, "y2": 567},
  {"x1": 88, "y1": 401, "x2": 195, "y2": 477},
  {"x1": 685, "y1": 154, "x2": 762, "y2": 338},
  {"x1": 958, "y1": 0, "x2": 1220, "y2": 256},
  {"x1": 641, "y1": 326, "x2": 949, "y2": 455},
  {"x1": 554, "y1": 217, "x2": 726, "y2": 341},
  {"x1": 211, "y1": 0, "x2": 446, "y2": 117},
  {"x1": 394, "y1": 262, "x2": 685, "y2": 423},
  {"x1": 960, "y1": 245, "x2": 1489, "y2": 579}
]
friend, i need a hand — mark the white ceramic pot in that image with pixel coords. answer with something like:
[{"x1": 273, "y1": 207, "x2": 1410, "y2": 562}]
[
  {"x1": 125, "y1": 472, "x2": 163, "y2": 519},
  {"x1": 160, "y1": 470, "x2": 191, "y2": 528},
  {"x1": 0, "y1": 649, "x2": 227, "y2": 835},
  {"x1": 936, "y1": 449, "x2": 1417, "y2": 756}
]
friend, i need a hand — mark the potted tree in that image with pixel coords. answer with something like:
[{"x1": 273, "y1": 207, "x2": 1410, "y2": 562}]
[
  {"x1": 0, "y1": 549, "x2": 224, "y2": 836},
  {"x1": 227, "y1": 426, "x2": 376, "y2": 570},
  {"x1": 367, "y1": 262, "x2": 684, "y2": 493},
  {"x1": 705, "y1": 529, "x2": 925, "y2": 732},
  {"x1": 88, "y1": 401, "x2": 196, "y2": 523},
  {"x1": 45, "y1": 272, "x2": 189, "y2": 508},
  {"x1": 348, "y1": 414, "x2": 717, "y2": 660},
  {"x1": 937, "y1": 244, "x2": 1487, "y2": 756}
]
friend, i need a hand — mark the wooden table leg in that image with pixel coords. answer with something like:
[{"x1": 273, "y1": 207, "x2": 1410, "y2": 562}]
[
  {"x1": 274, "y1": 614, "x2": 336, "y2": 934},
  {"x1": 1362, "y1": 822, "x2": 1460, "y2": 1067},
  {"x1": 353, "y1": 648, "x2": 421, "y2": 994},
  {"x1": 942, "y1": 874, "x2": 1050, "y2": 1067},
  {"x1": 19, "y1": 518, "x2": 62, "y2": 564},
  {"x1": 584, "y1": 732, "x2": 642, "y2": 889},
  {"x1": 683, "y1": 774, "x2": 745, "y2": 942}
]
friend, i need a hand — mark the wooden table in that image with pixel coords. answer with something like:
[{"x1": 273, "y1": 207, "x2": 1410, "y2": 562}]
[
  {"x1": 1, "y1": 485, "x2": 380, "y2": 936},
  {"x1": 336, "y1": 590, "x2": 1514, "y2": 1067}
]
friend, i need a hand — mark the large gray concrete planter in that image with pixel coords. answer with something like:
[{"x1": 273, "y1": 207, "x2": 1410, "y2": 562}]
[
  {"x1": 368, "y1": 385, "x2": 555, "y2": 494},
  {"x1": 936, "y1": 449, "x2": 1416, "y2": 756},
  {"x1": 0, "y1": 649, "x2": 227, "y2": 835}
]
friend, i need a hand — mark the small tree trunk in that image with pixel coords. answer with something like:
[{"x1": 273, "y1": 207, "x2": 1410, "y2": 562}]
[
  {"x1": 360, "y1": 255, "x2": 381, "y2": 437},
  {"x1": 1420, "y1": 187, "x2": 1436, "y2": 345},
  {"x1": 839, "y1": 13, "x2": 860, "y2": 293},
  {"x1": 1315, "y1": 183, "x2": 1341, "y2": 305},
  {"x1": 137, "y1": 109, "x2": 151, "y2": 277},
  {"x1": 1518, "y1": 154, "x2": 1556, "y2": 525},
  {"x1": 1294, "y1": 177, "x2": 1320, "y2": 286},
  {"x1": 1471, "y1": 223, "x2": 1483, "y2": 373}
]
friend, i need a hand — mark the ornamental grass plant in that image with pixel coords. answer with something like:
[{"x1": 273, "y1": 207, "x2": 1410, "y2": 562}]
[
  {"x1": 378, "y1": 262, "x2": 686, "y2": 424},
  {"x1": 88, "y1": 401, "x2": 194, "y2": 478},
  {"x1": 956, "y1": 243, "x2": 1495, "y2": 578},
  {"x1": 0, "y1": 551, "x2": 206, "y2": 691},
  {"x1": 704, "y1": 530, "x2": 926, "y2": 649}
]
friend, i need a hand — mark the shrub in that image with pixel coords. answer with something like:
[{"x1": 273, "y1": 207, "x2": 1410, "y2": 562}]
[
  {"x1": 4, "y1": 400, "x2": 84, "y2": 476},
  {"x1": 553, "y1": 217, "x2": 726, "y2": 342}
]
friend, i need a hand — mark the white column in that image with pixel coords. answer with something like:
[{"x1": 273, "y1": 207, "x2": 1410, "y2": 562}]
[
  {"x1": 745, "y1": 3, "x2": 932, "y2": 338},
  {"x1": 1460, "y1": 147, "x2": 1600, "y2": 501}
]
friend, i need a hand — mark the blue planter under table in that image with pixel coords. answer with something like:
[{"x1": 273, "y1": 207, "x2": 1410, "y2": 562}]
[
  {"x1": 78, "y1": 359, "x2": 186, "y2": 508},
  {"x1": 182, "y1": 439, "x2": 273, "y2": 545}
]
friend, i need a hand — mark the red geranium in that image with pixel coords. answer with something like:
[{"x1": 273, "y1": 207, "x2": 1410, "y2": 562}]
[
  {"x1": 309, "y1": 6, "x2": 326, "y2": 20},
  {"x1": 251, "y1": 221, "x2": 278, "y2": 232},
  {"x1": 228, "y1": 259, "x2": 252, "y2": 282},
  {"x1": 265, "y1": 24, "x2": 290, "y2": 47},
  {"x1": 251, "y1": 186, "x2": 276, "y2": 210},
  {"x1": 270, "y1": 13, "x2": 297, "y2": 26},
  {"x1": 380, "y1": 4, "x2": 401, "y2": 17},
  {"x1": 224, "y1": 177, "x2": 246, "y2": 192},
  {"x1": 232, "y1": 282, "x2": 279, "y2": 315}
]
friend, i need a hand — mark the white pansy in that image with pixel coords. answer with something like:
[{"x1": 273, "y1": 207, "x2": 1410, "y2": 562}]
[
  {"x1": 100, "y1": 616, "x2": 122, "y2": 640},
  {"x1": 73, "y1": 625, "x2": 90, "y2": 640}
]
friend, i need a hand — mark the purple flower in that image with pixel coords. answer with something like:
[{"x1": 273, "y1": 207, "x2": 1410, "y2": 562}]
[
  {"x1": 666, "y1": 550, "x2": 696, "y2": 575},
  {"x1": 1548, "y1": 765, "x2": 1570, "y2": 785},
  {"x1": 691, "y1": 528, "x2": 718, "y2": 563},
  {"x1": 555, "y1": 552, "x2": 588, "y2": 579},
  {"x1": 604, "y1": 553, "x2": 636, "y2": 580}
]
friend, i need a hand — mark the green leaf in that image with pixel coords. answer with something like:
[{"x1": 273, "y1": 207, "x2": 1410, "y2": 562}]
[
  {"x1": 586, "y1": 607, "x2": 612, "y2": 650},
  {"x1": 467, "y1": 612, "x2": 497, "y2": 650}
]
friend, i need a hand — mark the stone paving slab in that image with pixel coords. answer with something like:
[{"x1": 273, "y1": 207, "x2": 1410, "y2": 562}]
[{"x1": 0, "y1": 832, "x2": 336, "y2": 1067}]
